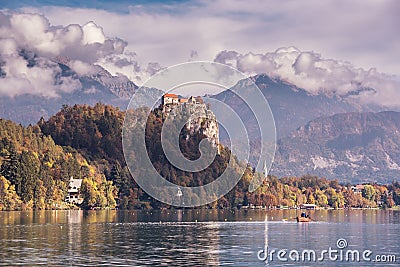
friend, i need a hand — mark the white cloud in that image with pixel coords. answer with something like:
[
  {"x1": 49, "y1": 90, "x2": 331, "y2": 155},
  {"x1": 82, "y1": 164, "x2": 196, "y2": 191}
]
[
  {"x1": 83, "y1": 86, "x2": 97, "y2": 94},
  {"x1": 29, "y1": 0, "x2": 400, "y2": 76},
  {"x1": 69, "y1": 60, "x2": 99, "y2": 76},
  {"x1": 94, "y1": 52, "x2": 164, "y2": 84},
  {"x1": 1, "y1": 1, "x2": 399, "y2": 105},
  {"x1": 214, "y1": 47, "x2": 400, "y2": 108},
  {"x1": 0, "y1": 11, "x2": 127, "y2": 63},
  {"x1": 0, "y1": 11, "x2": 133, "y2": 97},
  {"x1": 81, "y1": 21, "x2": 105, "y2": 45},
  {"x1": 0, "y1": 50, "x2": 81, "y2": 98}
]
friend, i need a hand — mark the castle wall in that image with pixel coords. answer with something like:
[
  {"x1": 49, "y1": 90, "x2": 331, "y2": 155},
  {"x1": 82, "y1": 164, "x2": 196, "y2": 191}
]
[{"x1": 161, "y1": 95, "x2": 220, "y2": 153}]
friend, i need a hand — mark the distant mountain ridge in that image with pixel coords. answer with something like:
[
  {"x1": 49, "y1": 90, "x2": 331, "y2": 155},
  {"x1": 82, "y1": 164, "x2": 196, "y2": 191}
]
[
  {"x1": 213, "y1": 74, "x2": 378, "y2": 139},
  {"x1": 0, "y1": 61, "x2": 156, "y2": 125},
  {"x1": 54, "y1": 55, "x2": 138, "y2": 100},
  {"x1": 89, "y1": 67, "x2": 138, "y2": 99},
  {"x1": 272, "y1": 111, "x2": 400, "y2": 183},
  {"x1": 210, "y1": 74, "x2": 400, "y2": 183}
]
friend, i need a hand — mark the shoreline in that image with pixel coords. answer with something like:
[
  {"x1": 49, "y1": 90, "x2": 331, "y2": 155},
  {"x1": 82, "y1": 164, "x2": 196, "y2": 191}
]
[{"x1": 1, "y1": 206, "x2": 399, "y2": 212}]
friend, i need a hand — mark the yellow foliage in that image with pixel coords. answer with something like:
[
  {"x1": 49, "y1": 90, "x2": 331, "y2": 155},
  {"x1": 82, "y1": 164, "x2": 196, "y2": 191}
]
[
  {"x1": 45, "y1": 161, "x2": 53, "y2": 168},
  {"x1": 78, "y1": 157, "x2": 89, "y2": 167},
  {"x1": 32, "y1": 151, "x2": 39, "y2": 159},
  {"x1": 89, "y1": 165, "x2": 96, "y2": 176}
]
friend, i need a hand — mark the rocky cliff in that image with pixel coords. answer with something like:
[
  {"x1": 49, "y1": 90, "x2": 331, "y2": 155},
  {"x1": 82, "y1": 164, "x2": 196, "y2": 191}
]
[{"x1": 272, "y1": 111, "x2": 400, "y2": 183}]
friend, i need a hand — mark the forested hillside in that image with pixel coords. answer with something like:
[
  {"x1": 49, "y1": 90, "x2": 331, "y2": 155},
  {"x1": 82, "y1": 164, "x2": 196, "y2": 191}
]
[
  {"x1": 38, "y1": 103, "x2": 252, "y2": 209},
  {"x1": 0, "y1": 118, "x2": 116, "y2": 210},
  {"x1": 0, "y1": 104, "x2": 399, "y2": 210}
]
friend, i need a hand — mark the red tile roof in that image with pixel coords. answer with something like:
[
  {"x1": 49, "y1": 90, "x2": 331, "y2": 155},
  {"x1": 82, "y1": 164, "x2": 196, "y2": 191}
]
[{"x1": 164, "y1": 93, "x2": 178, "y2": 98}]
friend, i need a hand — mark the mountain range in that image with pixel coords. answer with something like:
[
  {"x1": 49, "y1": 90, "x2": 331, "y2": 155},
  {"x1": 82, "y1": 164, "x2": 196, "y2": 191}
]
[
  {"x1": 213, "y1": 74, "x2": 379, "y2": 139},
  {"x1": 0, "y1": 61, "x2": 398, "y2": 183},
  {"x1": 0, "y1": 59, "x2": 166, "y2": 126},
  {"x1": 272, "y1": 111, "x2": 400, "y2": 183},
  {"x1": 0, "y1": 64, "x2": 128, "y2": 125}
]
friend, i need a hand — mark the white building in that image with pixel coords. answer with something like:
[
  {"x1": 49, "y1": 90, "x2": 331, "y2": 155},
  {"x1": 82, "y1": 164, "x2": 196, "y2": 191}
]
[
  {"x1": 162, "y1": 93, "x2": 179, "y2": 105},
  {"x1": 65, "y1": 177, "x2": 83, "y2": 205}
]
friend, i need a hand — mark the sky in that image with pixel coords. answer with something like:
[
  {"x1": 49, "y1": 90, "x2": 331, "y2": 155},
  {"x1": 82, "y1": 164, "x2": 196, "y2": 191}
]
[{"x1": 0, "y1": 0, "x2": 399, "y2": 106}]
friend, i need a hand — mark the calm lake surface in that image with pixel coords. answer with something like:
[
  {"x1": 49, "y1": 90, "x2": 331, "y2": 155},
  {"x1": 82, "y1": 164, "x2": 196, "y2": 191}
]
[{"x1": 0, "y1": 209, "x2": 398, "y2": 266}]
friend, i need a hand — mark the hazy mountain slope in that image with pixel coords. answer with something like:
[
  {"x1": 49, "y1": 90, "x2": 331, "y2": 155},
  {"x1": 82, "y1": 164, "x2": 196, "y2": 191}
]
[
  {"x1": 213, "y1": 74, "x2": 375, "y2": 139},
  {"x1": 272, "y1": 111, "x2": 400, "y2": 183},
  {"x1": 0, "y1": 62, "x2": 162, "y2": 125}
]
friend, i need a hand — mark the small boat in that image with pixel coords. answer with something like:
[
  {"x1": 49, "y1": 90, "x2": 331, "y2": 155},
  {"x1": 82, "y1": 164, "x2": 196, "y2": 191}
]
[{"x1": 296, "y1": 216, "x2": 312, "y2": 222}]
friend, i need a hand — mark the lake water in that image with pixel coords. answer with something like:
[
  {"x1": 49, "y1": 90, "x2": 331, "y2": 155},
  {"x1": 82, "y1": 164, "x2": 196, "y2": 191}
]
[{"x1": 0, "y1": 209, "x2": 398, "y2": 266}]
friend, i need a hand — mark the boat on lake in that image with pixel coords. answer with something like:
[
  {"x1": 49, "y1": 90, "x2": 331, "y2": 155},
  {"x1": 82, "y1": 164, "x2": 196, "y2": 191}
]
[
  {"x1": 296, "y1": 216, "x2": 312, "y2": 222},
  {"x1": 296, "y1": 211, "x2": 312, "y2": 222}
]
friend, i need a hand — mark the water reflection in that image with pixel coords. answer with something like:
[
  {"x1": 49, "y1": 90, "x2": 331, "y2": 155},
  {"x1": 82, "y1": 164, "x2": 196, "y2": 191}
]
[{"x1": 0, "y1": 210, "x2": 398, "y2": 266}]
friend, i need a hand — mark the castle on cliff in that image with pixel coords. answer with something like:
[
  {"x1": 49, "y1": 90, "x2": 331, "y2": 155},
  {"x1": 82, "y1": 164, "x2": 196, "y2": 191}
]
[{"x1": 161, "y1": 93, "x2": 220, "y2": 153}]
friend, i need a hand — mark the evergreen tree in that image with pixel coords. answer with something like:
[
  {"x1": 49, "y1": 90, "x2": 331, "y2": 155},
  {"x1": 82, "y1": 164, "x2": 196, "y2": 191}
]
[
  {"x1": 0, "y1": 147, "x2": 21, "y2": 195},
  {"x1": 19, "y1": 151, "x2": 40, "y2": 203}
]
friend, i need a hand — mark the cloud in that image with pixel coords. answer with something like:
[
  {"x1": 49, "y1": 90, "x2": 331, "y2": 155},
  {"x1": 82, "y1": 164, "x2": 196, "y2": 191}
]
[
  {"x1": 0, "y1": 47, "x2": 81, "y2": 98},
  {"x1": 1, "y1": 1, "x2": 399, "y2": 104},
  {"x1": 30, "y1": 0, "x2": 400, "y2": 76},
  {"x1": 0, "y1": 11, "x2": 127, "y2": 62},
  {"x1": 0, "y1": 10, "x2": 170, "y2": 95},
  {"x1": 95, "y1": 52, "x2": 164, "y2": 84},
  {"x1": 69, "y1": 60, "x2": 100, "y2": 76},
  {"x1": 0, "y1": 10, "x2": 136, "y2": 97},
  {"x1": 214, "y1": 47, "x2": 400, "y2": 108},
  {"x1": 83, "y1": 86, "x2": 97, "y2": 94},
  {"x1": 81, "y1": 21, "x2": 105, "y2": 45}
]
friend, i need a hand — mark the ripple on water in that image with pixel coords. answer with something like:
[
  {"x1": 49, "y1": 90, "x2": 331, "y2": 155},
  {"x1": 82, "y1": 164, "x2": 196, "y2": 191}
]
[{"x1": 0, "y1": 210, "x2": 398, "y2": 266}]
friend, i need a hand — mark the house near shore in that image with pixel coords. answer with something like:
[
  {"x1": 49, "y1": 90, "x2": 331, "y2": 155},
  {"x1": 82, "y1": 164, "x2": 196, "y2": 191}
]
[
  {"x1": 65, "y1": 177, "x2": 83, "y2": 205},
  {"x1": 351, "y1": 184, "x2": 364, "y2": 194}
]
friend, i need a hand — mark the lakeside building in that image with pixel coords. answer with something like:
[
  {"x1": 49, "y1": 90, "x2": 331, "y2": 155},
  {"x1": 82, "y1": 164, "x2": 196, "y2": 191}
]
[
  {"x1": 351, "y1": 184, "x2": 365, "y2": 194},
  {"x1": 65, "y1": 177, "x2": 83, "y2": 205}
]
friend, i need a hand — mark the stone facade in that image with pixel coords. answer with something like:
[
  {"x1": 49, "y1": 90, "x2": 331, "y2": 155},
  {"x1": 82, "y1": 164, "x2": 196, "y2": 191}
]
[
  {"x1": 161, "y1": 94, "x2": 220, "y2": 153},
  {"x1": 162, "y1": 93, "x2": 179, "y2": 105}
]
